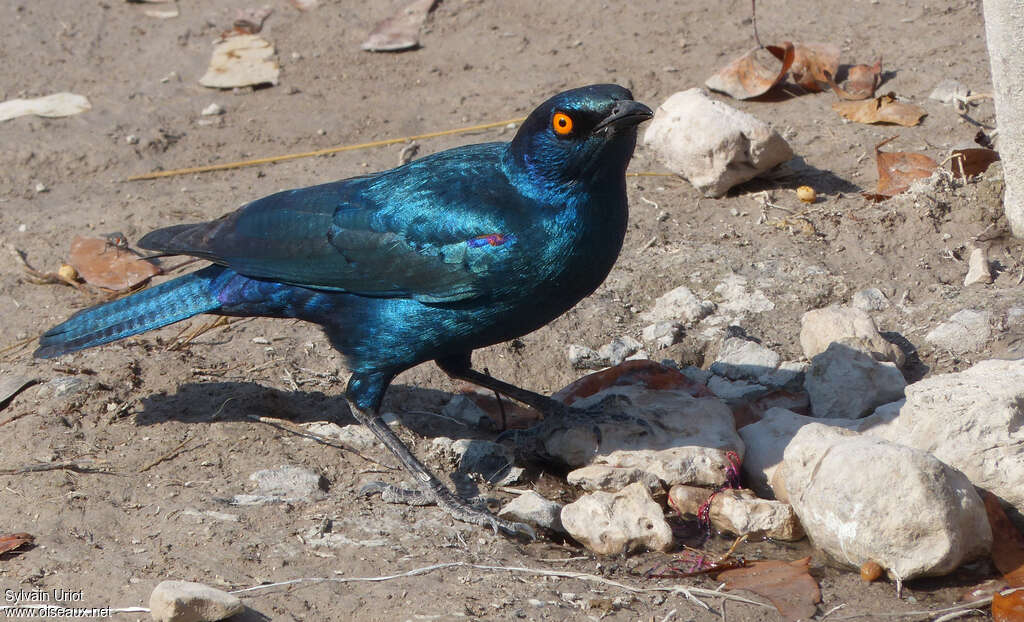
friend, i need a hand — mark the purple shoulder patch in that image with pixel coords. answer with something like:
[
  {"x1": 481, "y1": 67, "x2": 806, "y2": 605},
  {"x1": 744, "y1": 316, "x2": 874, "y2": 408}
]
[{"x1": 467, "y1": 233, "x2": 516, "y2": 248}]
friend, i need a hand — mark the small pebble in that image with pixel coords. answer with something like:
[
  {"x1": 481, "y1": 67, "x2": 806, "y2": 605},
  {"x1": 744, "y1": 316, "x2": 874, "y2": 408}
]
[
  {"x1": 201, "y1": 103, "x2": 225, "y2": 116},
  {"x1": 860, "y1": 560, "x2": 883, "y2": 582},
  {"x1": 126, "y1": 134, "x2": 139, "y2": 145}
]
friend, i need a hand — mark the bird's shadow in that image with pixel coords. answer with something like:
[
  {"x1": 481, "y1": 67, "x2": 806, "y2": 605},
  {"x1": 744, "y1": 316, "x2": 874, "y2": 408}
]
[{"x1": 136, "y1": 380, "x2": 478, "y2": 437}]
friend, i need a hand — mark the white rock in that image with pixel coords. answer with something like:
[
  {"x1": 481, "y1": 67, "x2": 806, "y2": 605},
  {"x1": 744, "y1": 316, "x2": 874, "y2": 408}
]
[
  {"x1": 149, "y1": 581, "x2": 243, "y2": 622},
  {"x1": 800, "y1": 305, "x2": 904, "y2": 367},
  {"x1": 599, "y1": 336, "x2": 642, "y2": 366},
  {"x1": 858, "y1": 359, "x2": 1024, "y2": 524},
  {"x1": 441, "y1": 394, "x2": 489, "y2": 427},
  {"x1": 714, "y1": 273, "x2": 774, "y2": 315},
  {"x1": 230, "y1": 465, "x2": 326, "y2": 505},
  {"x1": 568, "y1": 344, "x2": 606, "y2": 370},
  {"x1": 964, "y1": 247, "x2": 993, "y2": 286},
  {"x1": 710, "y1": 337, "x2": 781, "y2": 381},
  {"x1": 515, "y1": 384, "x2": 743, "y2": 487},
  {"x1": 560, "y1": 483, "x2": 673, "y2": 555},
  {"x1": 566, "y1": 464, "x2": 663, "y2": 494},
  {"x1": 929, "y1": 79, "x2": 970, "y2": 104},
  {"x1": 851, "y1": 288, "x2": 890, "y2": 312},
  {"x1": 1009, "y1": 307, "x2": 1024, "y2": 326},
  {"x1": 783, "y1": 424, "x2": 991, "y2": 580},
  {"x1": 303, "y1": 421, "x2": 378, "y2": 451},
  {"x1": 498, "y1": 491, "x2": 565, "y2": 533},
  {"x1": 641, "y1": 285, "x2": 715, "y2": 325},
  {"x1": 643, "y1": 88, "x2": 794, "y2": 197},
  {"x1": 450, "y1": 439, "x2": 522, "y2": 485},
  {"x1": 757, "y1": 360, "x2": 807, "y2": 391},
  {"x1": 924, "y1": 309, "x2": 992, "y2": 353},
  {"x1": 642, "y1": 321, "x2": 683, "y2": 348},
  {"x1": 668, "y1": 486, "x2": 804, "y2": 541},
  {"x1": 706, "y1": 375, "x2": 769, "y2": 401},
  {"x1": 201, "y1": 103, "x2": 225, "y2": 116},
  {"x1": 805, "y1": 342, "x2": 906, "y2": 418}
]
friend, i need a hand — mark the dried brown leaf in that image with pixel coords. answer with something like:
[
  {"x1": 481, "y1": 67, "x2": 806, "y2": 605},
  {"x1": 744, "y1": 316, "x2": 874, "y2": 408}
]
[
  {"x1": 950, "y1": 147, "x2": 1000, "y2": 179},
  {"x1": 993, "y1": 590, "x2": 1024, "y2": 622},
  {"x1": 863, "y1": 137, "x2": 937, "y2": 200},
  {"x1": 0, "y1": 533, "x2": 34, "y2": 556},
  {"x1": 983, "y1": 490, "x2": 1024, "y2": 587},
  {"x1": 69, "y1": 236, "x2": 161, "y2": 291},
  {"x1": 826, "y1": 60, "x2": 883, "y2": 100},
  {"x1": 833, "y1": 93, "x2": 927, "y2": 126},
  {"x1": 361, "y1": 0, "x2": 437, "y2": 52},
  {"x1": 718, "y1": 556, "x2": 821, "y2": 621},
  {"x1": 789, "y1": 43, "x2": 839, "y2": 92},
  {"x1": 705, "y1": 42, "x2": 795, "y2": 100}
]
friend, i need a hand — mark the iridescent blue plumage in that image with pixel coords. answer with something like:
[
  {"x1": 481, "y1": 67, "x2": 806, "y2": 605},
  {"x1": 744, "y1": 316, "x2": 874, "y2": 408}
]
[{"x1": 35, "y1": 84, "x2": 652, "y2": 536}]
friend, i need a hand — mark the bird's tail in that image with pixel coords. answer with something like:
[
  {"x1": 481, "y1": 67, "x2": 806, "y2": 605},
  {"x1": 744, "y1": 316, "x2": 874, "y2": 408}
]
[{"x1": 35, "y1": 266, "x2": 225, "y2": 359}]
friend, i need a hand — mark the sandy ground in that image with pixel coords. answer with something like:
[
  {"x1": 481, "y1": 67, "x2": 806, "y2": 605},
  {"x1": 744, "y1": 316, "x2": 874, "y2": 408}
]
[{"x1": 1, "y1": 0, "x2": 1021, "y2": 620}]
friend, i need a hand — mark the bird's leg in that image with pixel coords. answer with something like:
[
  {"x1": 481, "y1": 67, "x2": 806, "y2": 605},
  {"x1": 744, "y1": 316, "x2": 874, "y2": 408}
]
[
  {"x1": 349, "y1": 402, "x2": 534, "y2": 538},
  {"x1": 436, "y1": 353, "x2": 570, "y2": 419}
]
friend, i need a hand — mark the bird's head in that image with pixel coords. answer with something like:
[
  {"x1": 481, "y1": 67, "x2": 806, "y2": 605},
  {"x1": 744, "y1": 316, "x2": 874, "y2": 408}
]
[{"x1": 505, "y1": 84, "x2": 653, "y2": 190}]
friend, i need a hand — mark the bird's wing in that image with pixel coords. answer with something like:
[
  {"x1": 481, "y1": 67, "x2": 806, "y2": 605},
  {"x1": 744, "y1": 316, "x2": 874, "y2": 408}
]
[{"x1": 138, "y1": 144, "x2": 533, "y2": 302}]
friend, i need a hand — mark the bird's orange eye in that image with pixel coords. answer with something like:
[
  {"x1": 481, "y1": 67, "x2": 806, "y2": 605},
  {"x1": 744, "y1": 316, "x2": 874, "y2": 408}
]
[{"x1": 552, "y1": 112, "x2": 574, "y2": 136}]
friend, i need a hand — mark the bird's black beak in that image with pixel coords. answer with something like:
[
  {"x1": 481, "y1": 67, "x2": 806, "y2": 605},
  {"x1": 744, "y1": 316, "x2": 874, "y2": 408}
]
[{"x1": 592, "y1": 100, "x2": 654, "y2": 134}]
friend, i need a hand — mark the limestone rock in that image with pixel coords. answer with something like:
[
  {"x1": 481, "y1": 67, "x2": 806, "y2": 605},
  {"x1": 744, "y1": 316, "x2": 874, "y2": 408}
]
[
  {"x1": 800, "y1": 305, "x2": 904, "y2": 367},
  {"x1": 858, "y1": 359, "x2": 1024, "y2": 526},
  {"x1": 599, "y1": 336, "x2": 643, "y2": 367},
  {"x1": 568, "y1": 344, "x2": 606, "y2": 370},
  {"x1": 230, "y1": 465, "x2": 327, "y2": 505},
  {"x1": 566, "y1": 464, "x2": 663, "y2": 494},
  {"x1": 642, "y1": 321, "x2": 683, "y2": 349},
  {"x1": 851, "y1": 288, "x2": 890, "y2": 312},
  {"x1": 498, "y1": 491, "x2": 565, "y2": 533},
  {"x1": 641, "y1": 285, "x2": 715, "y2": 325},
  {"x1": 925, "y1": 309, "x2": 992, "y2": 353},
  {"x1": 964, "y1": 247, "x2": 993, "y2": 285},
  {"x1": 710, "y1": 337, "x2": 781, "y2": 381},
  {"x1": 643, "y1": 88, "x2": 793, "y2": 197},
  {"x1": 668, "y1": 486, "x2": 804, "y2": 541},
  {"x1": 783, "y1": 424, "x2": 991, "y2": 579},
  {"x1": 715, "y1": 273, "x2": 775, "y2": 316},
  {"x1": 150, "y1": 581, "x2": 243, "y2": 622},
  {"x1": 804, "y1": 342, "x2": 906, "y2": 418},
  {"x1": 512, "y1": 384, "x2": 743, "y2": 488},
  {"x1": 561, "y1": 483, "x2": 672, "y2": 555}
]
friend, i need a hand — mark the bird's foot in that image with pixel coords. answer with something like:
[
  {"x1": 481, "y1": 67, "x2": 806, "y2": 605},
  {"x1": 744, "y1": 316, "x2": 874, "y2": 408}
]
[{"x1": 360, "y1": 480, "x2": 535, "y2": 539}]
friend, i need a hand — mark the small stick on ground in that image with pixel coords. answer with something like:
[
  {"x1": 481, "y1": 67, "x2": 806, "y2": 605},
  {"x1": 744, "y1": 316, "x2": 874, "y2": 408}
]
[
  {"x1": 167, "y1": 316, "x2": 231, "y2": 351},
  {"x1": 0, "y1": 461, "x2": 120, "y2": 475},
  {"x1": 139, "y1": 437, "x2": 207, "y2": 473},
  {"x1": 247, "y1": 414, "x2": 395, "y2": 470}
]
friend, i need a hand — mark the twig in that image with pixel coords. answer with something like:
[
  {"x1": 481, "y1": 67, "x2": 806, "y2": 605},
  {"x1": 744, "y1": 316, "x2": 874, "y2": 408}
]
[
  {"x1": 125, "y1": 118, "x2": 526, "y2": 181},
  {"x1": 833, "y1": 596, "x2": 994, "y2": 620},
  {"x1": 750, "y1": 0, "x2": 762, "y2": 47},
  {"x1": 659, "y1": 608, "x2": 678, "y2": 622},
  {"x1": 227, "y1": 562, "x2": 767, "y2": 611},
  {"x1": 0, "y1": 461, "x2": 120, "y2": 475},
  {"x1": 0, "y1": 335, "x2": 37, "y2": 358},
  {"x1": 820, "y1": 603, "x2": 847, "y2": 620},
  {"x1": 246, "y1": 415, "x2": 394, "y2": 470},
  {"x1": 167, "y1": 316, "x2": 231, "y2": 351},
  {"x1": 139, "y1": 437, "x2": 207, "y2": 473}
]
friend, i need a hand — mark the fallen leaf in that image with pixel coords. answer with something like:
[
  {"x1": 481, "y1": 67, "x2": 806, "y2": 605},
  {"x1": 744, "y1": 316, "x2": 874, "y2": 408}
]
[
  {"x1": 0, "y1": 93, "x2": 91, "y2": 123},
  {"x1": 553, "y1": 360, "x2": 715, "y2": 405},
  {"x1": 718, "y1": 556, "x2": 821, "y2": 621},
  {"x1": 863, "y1": 136, "x2": 937, "y2": 200},
  {"x1": 833, "y1": 93, "x2": 927, "y2": 126},
  {"x1": 362, "y1": 0, "x2": 437, "y2": 52},
  {"x1": 69, "y1": 236, "x2": 161, "y2": 291},
  {"x1": 0, "y1": 533, "x2": 34, "y2": 556},
  {"x1": 824, "y1": 60, "x2": 882, "y2": 100},
  {"x1": 960, "y1": 578, "x2": 1010, "y2": 603},
  {"x1": 950, "y1": 147, "x2": 1000, "y2": 179},
  {"x1": 789, "y1": 43, "x2": 839, "y2": 92},
  {"x1": 199, "y1": 34, "x2": 280, "y2": 89},
  {"x1": 993, "y1": 590, "x2": 1024, "y2": 622},
  {"x1": 705, "y1": 43, "x2": 795, "y2": 100},
  {"x1": 982, "y1": 490, "x2": 1024, "y2": 586}
]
